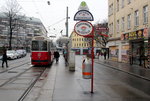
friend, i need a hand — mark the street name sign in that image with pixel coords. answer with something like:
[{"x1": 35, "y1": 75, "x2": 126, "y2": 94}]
[
  {"x1": 74, "y1": 10, "x2": 94, "y2": 21},
  {"x1": 74, "y1": 21, "x2": 93, "y2": 36}
]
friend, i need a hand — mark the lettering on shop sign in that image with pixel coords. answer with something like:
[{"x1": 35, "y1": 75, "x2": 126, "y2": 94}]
[
  {"x1": 121, "y1": 28, "x2": 148, "y2": 40},
  {"x1": 129, "y1": 31, "x2": 137, "y2": 40}
]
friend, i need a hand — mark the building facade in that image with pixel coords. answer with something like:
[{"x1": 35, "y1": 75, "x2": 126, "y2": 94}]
[
  {"x1": 70, "y1": 31, "x2": 101, "y2": 55},
  {"x1": 0, "y1": 13, "x2": 47, "y2": 51},
  {"x1": 108, "y1": 0, "x2": 150, "y2": 67}
]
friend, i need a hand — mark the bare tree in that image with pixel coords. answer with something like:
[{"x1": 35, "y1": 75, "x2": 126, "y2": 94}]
[
  {"x1": 93, "y1": 20, "x2": 109, "y2": 48},
  {"x1": 83, "y1": 20, "x2": 109, "y2": 48},
  {"x1": 2, "y1": 0, "x2": 24, "y2": 50},
  {"x1": 56, "y1": 37, "x2": 69, "y2": 47}
]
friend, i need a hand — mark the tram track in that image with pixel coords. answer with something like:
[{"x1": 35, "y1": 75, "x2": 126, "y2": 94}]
[
  {"x1": 0, "y1": 54, "x2": 49, "y2": 101},
  {"x1": 0, "y1": 61, "x2": 30, "y2": 74},
  {"x1": 8, "y1": 58, "x2": 30, "y2": 65},
  {"x1": 0, "y1": 67, "x2": 32, "y2": 87},
  {"x1": 18, "y1": 67, "x2": 46, "y2": 101},
  {"x1": 0, "y1": 63, "x2": 47, "y2": 101}
]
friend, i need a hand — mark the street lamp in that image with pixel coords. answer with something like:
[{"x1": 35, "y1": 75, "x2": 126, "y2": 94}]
[
  {"x1": 47, "y1": 1, "x2": 50, "y2": 5},
  {"x1": 66, "y1": 7, "x2": 69, "y2": 37}
]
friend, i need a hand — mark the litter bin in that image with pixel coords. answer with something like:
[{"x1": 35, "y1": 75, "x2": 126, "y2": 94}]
[{"x1": 82, "y1": 57, "x2": 92, "y2": 79}]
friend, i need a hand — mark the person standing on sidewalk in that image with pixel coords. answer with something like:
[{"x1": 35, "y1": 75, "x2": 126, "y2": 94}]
[
  {"x1": 104, "y1": 51, "x2": 107, "y2": 60},
  {"x1": 2, "y1": 49, "x2": 8, "y2": 68},
  {"x1": 54, "y1": 50, "x2": 60, "y2": 63},
  {"x1": 64, "y1": 49, "x2": 68, "y2": 66}
]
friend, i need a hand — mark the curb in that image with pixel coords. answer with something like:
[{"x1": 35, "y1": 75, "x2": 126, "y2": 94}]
[{"x1": 95, "y1": 61, "x2": 150, "y2": 81}]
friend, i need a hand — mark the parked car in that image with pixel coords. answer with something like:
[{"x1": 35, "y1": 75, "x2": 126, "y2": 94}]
[
  {"x1": 16, "y1": 50, "x2": 23, "y2": 58},
  {"x1": 7, "y1": 50, "x2": 17, "y2": 60},
  {"x1": 16, "y1": 49, "x2": 27, "y2": 57},
  {"x1": 22, "y1": 49, "x2": 27, "y2": 56}
]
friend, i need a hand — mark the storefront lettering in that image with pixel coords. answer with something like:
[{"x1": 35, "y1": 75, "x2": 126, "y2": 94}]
[
  {"x1": 129, "y1": 31, "x2": 136, "y2": 40},
  {"x1": 122, "y1": 28, "x2": 147, "y2": 41}
]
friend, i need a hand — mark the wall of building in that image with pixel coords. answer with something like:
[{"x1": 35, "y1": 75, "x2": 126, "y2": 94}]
[
  {"x1": 108, "y1": 0, "x2": 150, "y2": 67},
  {"x1": 0, "y1": 15, "x2": 47, "y2": 50},
  {"x1": 70, "y1": 31, "x2": 100, "y2": 55}
]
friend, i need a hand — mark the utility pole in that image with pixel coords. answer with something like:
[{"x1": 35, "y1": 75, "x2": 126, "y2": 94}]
[{"x1": 66, "y1": 6, "x2": 68, "y2": 37}]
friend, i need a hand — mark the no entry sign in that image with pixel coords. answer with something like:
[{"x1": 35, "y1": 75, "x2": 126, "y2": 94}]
[{"x1": 74, "y1": 21, "x2": 93, "y2": 36}]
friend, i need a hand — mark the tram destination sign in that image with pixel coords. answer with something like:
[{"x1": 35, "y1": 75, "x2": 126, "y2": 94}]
[{"x1": 74, "y1": 21, "x2": 93, "y2": 36}]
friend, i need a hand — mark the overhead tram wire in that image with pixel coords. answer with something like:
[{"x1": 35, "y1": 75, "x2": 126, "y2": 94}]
[
  {"x1": 32, "y1": 0, "x2": 45, "y2": 23},
  {"x1": 17, "y1": 0, "x2": 49, "y2": 23},
  {"x1": 48, "y1": 18, "x2": 66, "y2": 28}
]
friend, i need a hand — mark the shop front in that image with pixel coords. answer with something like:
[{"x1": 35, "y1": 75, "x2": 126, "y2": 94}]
[
  {"x1": 121, "y1": 28, "x2": 148, "y2": 67},
  {"x1": 121, "y1": 45, "x2": 129, "y2": 63},
  {"x1": 109, "y1": 46, "x2": 118, "y2": 61}
]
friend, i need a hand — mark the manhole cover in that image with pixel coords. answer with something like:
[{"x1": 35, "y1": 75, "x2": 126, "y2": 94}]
[{"x1": 8, "y1": 71, "x2": 18, "y2": 73}]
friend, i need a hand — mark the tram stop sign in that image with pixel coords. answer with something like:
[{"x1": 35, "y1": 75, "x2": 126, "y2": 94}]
[{"x1": 74, "y1": 21, "x2": 93, "y2": 37}]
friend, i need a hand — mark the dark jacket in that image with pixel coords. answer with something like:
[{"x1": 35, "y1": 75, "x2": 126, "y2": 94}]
[
  {"x1": 2, "y1": 51, "x2": 7, "y2": 61},
  {"x1": 54, "y1": 51, "x2": 60, "y2": 58}
]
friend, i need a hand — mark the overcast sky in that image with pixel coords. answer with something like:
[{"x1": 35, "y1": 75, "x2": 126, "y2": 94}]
[{"x1": 0, "y1": 0, "x2": 108, "y2": 37}]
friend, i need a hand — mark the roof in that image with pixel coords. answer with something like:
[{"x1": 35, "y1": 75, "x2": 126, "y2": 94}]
[{"x1": 0, "y1": 12, "x2": 42, "y2": 23}]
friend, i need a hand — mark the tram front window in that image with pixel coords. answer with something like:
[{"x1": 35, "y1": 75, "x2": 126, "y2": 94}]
[
  {"x1": 32, "y1": 41, "x2": 47, "y2": 51},
  {"x1": 32, "y1": 41, "x2": 39, "y2": 51},
  {"x1": 40, "y1": 41, "x2": 47, "y2": 51}
]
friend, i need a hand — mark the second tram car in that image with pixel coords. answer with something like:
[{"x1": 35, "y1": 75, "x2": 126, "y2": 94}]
[{"x1": 31, "y1": 36, "x2": 55, "y2": 66}]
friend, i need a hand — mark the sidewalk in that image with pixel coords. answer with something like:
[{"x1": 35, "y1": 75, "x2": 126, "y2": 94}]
[
  {"x1": 95, "y1": 57, "x2": 150, "y2": 81},
  {"x1": 25, "y1": 55, "x2": 150, "y2": 101}
]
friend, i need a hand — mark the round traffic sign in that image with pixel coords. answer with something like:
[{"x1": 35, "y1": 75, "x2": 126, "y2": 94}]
[{"x1": 74, "y1": 21, "x2": 93, "y2": 36}]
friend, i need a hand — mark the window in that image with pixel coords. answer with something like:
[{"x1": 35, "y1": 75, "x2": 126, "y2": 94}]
[
  {"x1": 41, "y1": 41, "x2": 47, "y2": 51},
  {"x1": 117, "y1": 20, "x2": 120, "y2": 32},
  {"x1": 121, "y1": 17, "x2": 125, "y2": 31},
  {"x1": 109, "y1": 23, "x2": 113, "y2": 35},
  {"x1": 127, "y1": 14, "x2": 131, "y2": 29},
  {"x1": 117, "y1": 0, "x2": 119, "y2": 11},
  {"x1": 121, "y1": 0, "x2": 124, "y2": 8},
  {"x1": 134, "y1": 10, "x2": 139, "y2": 26},
  {"x1": 32, "y1": 41, "x2": 47, "y2": 51},
  {"x1": 32, "y1": 41, "x2": 39, "y2": 51},
  {"x1": 143, "y1": 5, "x2": 148, "y2": 24},
  {"x1": 109, "y1": 3, "x2": 113, "y2": 16}
]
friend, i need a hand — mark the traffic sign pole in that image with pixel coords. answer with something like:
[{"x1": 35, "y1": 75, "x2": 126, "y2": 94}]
[
  {"x1": 91, "y1": 31, "x2": 94, "y2": 93},
  {"x1": 74, "y1": 1, "x2": 95, "y2": 93}
]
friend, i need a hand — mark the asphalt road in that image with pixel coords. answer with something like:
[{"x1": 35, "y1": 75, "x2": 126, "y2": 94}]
[
  {"x1": 0, "y1": 54, "x2": 150, "y2": 101},
  {"x1": 74, "y1": 55, "x2": 150, "y2": 101}
]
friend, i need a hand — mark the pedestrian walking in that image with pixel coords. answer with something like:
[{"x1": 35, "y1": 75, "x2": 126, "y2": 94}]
[
  {"x1": 63, "y1": 49, "x2": 68, "y2": 66},
  {"x1": 2, "y1": 49, "x2": 8, "y2": 68},
  {"x1": 104, "y1": 51, "x2": 107, "y2": 60},
  {"x1": 54, "y1": 51, "x2": 60, "y2": 63}
]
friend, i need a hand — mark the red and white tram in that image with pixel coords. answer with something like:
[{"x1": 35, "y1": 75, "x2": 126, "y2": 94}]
[{"x1": 31, "y1": 36, "x2": 55, "y2": 66}]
